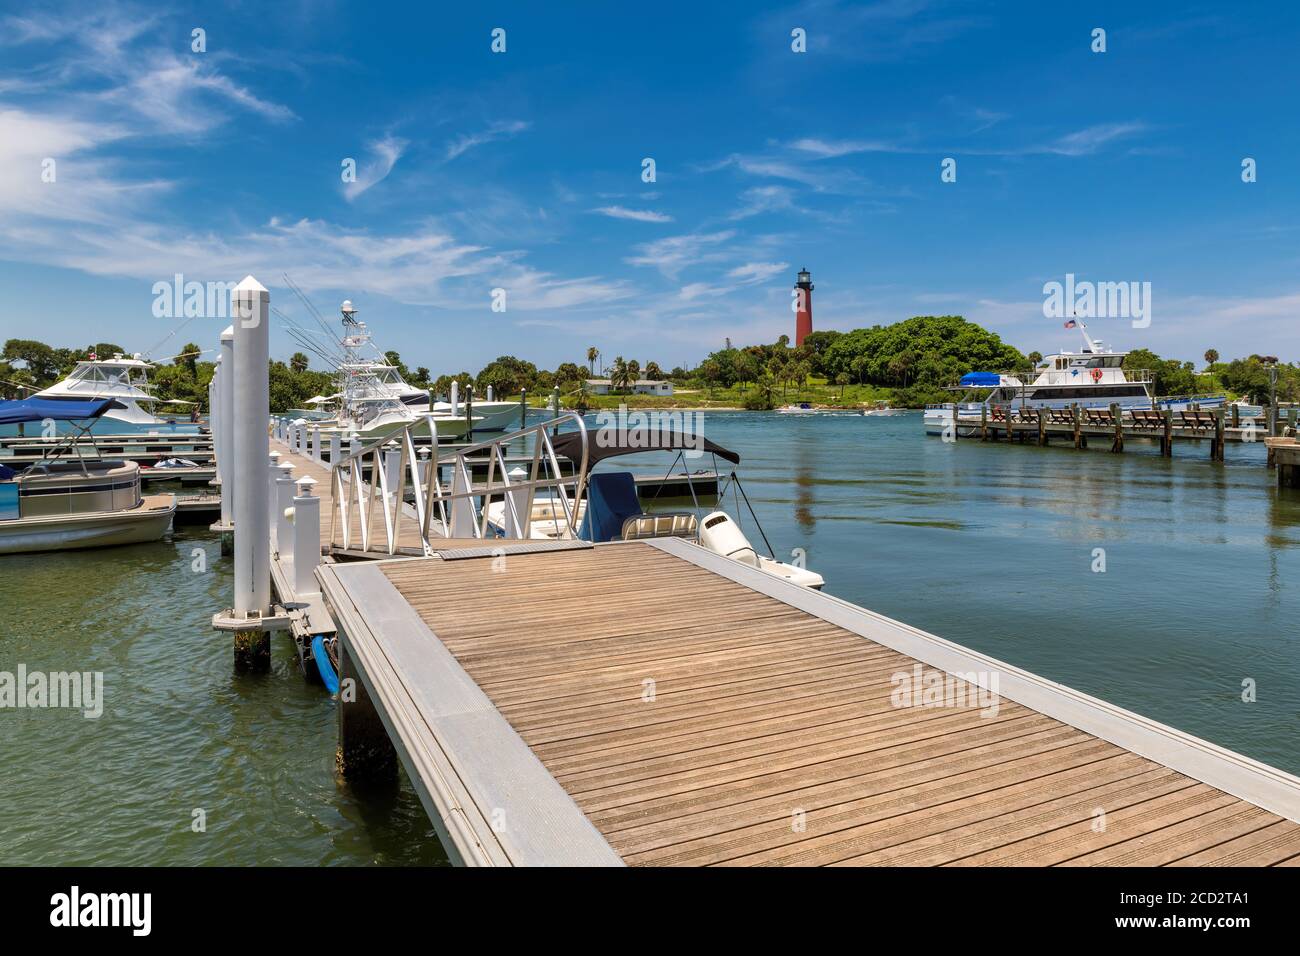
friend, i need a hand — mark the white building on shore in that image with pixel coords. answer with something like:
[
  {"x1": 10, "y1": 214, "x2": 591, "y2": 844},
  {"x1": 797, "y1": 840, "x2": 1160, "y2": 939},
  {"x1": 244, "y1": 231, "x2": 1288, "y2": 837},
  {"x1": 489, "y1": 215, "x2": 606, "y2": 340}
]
[{"x1": 586, "y1": 378, "x2": 674, "y2": 396}]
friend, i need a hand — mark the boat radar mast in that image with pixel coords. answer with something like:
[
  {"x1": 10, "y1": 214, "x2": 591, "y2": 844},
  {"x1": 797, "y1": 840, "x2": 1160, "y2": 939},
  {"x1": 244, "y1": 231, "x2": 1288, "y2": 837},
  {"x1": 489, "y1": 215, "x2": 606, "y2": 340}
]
[{"x1": 1071, "y1": 315, "x2": 1102, "y2": 354}]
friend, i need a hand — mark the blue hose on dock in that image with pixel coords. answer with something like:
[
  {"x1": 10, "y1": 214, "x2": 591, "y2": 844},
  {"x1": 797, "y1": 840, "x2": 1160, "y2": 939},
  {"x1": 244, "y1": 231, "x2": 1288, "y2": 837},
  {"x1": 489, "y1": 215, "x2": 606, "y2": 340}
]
[{"x1": 311, "y1": 635, "x2": 340, "y2": 694}]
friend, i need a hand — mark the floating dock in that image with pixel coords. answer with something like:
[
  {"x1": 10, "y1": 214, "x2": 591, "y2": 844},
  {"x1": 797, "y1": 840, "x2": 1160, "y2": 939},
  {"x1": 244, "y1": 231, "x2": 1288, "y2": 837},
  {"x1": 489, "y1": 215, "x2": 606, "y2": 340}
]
[{"x1": 315, "y1": 537, "x2": 1300, "y2": 866}]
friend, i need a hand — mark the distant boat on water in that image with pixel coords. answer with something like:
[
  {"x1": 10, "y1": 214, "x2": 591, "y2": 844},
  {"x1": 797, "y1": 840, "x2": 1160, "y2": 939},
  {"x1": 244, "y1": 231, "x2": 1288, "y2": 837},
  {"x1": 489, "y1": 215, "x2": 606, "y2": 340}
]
[{"x1": 924, "y1": 320, "x2": 1226, "y2": 435}]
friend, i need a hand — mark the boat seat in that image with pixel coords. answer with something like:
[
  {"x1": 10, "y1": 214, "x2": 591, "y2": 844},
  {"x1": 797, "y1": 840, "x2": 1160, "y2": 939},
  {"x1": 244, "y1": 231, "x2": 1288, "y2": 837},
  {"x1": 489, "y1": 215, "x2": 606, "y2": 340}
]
[
  {"x1": 620, "y1": 512, "x2": 699, "y2": 541},
  {"x1": 578, "y1": 471, "x2": 643, "y2": 543}
]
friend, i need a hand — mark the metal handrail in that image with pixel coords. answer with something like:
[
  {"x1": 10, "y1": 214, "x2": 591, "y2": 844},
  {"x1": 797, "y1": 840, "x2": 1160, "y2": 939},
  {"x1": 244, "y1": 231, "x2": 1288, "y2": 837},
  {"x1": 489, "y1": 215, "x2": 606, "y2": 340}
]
[{"x1": 328, "y1": 412, "x2": 589, "y2": 555}]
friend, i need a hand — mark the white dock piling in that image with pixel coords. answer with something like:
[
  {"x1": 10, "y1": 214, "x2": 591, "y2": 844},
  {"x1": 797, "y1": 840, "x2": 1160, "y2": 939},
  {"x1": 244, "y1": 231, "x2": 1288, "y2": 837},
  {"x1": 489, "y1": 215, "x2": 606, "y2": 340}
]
[
  {"x1": 231, "y1": 276, "x2": 272, "y2": 669},
  {"x1": 217, "y1": 325, "x2": 235, "y2": 552},
  {"x1": 450, "y1": 380, "x2": 460, "y2": 416}
]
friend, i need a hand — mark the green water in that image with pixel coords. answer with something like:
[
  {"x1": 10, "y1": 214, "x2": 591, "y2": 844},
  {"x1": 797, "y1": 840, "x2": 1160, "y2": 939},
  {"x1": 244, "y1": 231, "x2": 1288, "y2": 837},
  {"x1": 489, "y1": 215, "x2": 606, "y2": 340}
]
[{"x1": 2, "y1": 412, "x2": 1297, "y2": 865}]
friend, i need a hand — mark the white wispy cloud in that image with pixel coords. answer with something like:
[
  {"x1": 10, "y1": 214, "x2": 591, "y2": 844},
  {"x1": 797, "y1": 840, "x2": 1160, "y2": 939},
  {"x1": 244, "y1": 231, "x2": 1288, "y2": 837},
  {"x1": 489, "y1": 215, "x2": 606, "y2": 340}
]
[
  {"x1": 1043, "y1": 122, "x2": 1148, "y2": 156},
  {"x1": 625, "y1": 230, "x2": 738, "y2": 278},
  {"x1": 0, "y1": 107, "x2": 167, "y2": 225},
  {"x1": 445, "y1": 119, "x2": 530, "y2": 161},
  {"x1": 729, "y1": 185, "x2": 795, "y2": 220},
  {"x1": 591, "y1": 205, "x2": 673, "y2": 223},
  {"x1": 727, "y1": 261, "x2": 788, "y2": 282},
  {"x1": 1, "y1": 7, "x2": 296, "y2": 134},
  {"x1": 788, "y1": 137, "x2": 900, "y2": 158},
  {"x1": 343, "y1": 135, "x2": 408, "y2": 202}
]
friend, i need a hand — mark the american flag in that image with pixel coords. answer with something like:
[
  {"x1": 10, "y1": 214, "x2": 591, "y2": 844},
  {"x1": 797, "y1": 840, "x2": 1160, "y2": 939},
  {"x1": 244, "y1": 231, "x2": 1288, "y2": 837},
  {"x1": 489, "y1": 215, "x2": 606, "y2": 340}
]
[
  {"x1": 88, "y1": 350, "x2": 97, "y2": 360},
  {"x1": 1063, "y1": 319, "x2": 1077, "y2": 329}
]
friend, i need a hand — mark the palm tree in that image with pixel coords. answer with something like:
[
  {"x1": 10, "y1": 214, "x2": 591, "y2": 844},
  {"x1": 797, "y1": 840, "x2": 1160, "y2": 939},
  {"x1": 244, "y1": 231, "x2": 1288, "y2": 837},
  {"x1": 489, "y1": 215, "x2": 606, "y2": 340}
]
[
  {"x1": 586, "y1": 346, "x2": 599, "y2": 375},
  {"x1": 573, "y1": 379, "x2": 591, "y2": 414},
  {"x1": 644, "y1": 360, "x2": 663, "y2": 380},
  {"x1": 290, "y1": 351, "x2": 309, "y2": 373},
  {"x1": 1204, "y1": 348, "x2": 1219, "y2": 368},
  {"x1": 626, "y1": 359, "x2": 641, "y2": 391},
  {"x1": 610, "y1": 356, "x2": 632, "y2": 393},
  {"x1": 835, "y1": 372, "x2": 850, "y2": 399}
]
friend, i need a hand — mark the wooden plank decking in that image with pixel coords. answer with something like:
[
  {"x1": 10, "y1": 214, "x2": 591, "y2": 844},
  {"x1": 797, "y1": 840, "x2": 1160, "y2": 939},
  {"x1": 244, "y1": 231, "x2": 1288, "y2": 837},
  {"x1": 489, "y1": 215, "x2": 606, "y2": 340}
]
[{"x1": 316, "y1": 538, "x2": 1300, "y2": 867}]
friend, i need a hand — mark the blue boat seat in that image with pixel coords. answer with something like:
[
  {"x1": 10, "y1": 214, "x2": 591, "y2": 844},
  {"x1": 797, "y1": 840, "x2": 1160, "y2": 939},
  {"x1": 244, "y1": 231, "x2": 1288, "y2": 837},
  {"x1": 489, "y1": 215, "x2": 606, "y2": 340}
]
[{"x1": 578, "y1": 471, "x2": 645, "y2": 543}]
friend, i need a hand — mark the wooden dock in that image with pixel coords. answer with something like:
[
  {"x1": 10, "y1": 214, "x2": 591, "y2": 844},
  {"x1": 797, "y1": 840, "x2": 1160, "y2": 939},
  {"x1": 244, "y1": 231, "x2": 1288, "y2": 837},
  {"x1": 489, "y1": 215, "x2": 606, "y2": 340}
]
[
  {"x1": 949, "y1": 404, "x2": 1265, "y2": 461},
  {"x1": 315, "y1": 537, "x2": 1300, "y2": 867}
]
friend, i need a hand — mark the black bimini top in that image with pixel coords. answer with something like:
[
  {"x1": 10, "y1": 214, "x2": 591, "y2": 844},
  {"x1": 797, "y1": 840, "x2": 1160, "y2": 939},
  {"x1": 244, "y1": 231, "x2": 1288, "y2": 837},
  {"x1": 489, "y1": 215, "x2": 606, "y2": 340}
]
[{"x1": 549, "y1": 427, "x2": 740, "y2": 466}]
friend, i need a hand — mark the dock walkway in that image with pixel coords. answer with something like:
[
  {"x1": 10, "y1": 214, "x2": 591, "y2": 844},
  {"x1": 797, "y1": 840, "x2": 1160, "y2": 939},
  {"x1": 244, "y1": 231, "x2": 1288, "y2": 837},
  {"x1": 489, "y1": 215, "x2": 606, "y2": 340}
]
[{"x1": 316, "y1": 537, "x2": 1300, "y2": 867}]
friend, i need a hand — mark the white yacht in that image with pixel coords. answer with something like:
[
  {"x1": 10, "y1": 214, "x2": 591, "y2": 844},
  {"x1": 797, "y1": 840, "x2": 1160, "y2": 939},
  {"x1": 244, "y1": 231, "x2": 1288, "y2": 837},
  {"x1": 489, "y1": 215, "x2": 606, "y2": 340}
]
[
  {"x1": 1, "y1": 354, "x2": 201, "y2": 437},
  {"x1": 364, "y1": 363, "x2": 525, "y2": 432},
  {"x1": 924, "y1": 322, "x2": 1221, "y2": 435},
  {"x1": 300, "y1": 304, "x2": 481, "y2": 442}
]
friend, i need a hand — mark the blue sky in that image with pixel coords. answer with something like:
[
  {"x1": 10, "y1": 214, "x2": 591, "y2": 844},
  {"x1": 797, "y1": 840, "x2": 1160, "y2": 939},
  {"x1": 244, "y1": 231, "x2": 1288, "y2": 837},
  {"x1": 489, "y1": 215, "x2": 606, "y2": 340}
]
[{"x1": 2, "y1": 0, "x2": 1298, "y2": 372}]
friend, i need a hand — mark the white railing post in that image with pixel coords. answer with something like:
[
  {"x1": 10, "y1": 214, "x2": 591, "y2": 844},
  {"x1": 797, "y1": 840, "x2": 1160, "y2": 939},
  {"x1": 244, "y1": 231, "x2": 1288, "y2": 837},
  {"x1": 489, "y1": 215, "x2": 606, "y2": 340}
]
[
  {"x1": 268, "y1": 452, "x2": 282, "y2": 545},
  {"x1": 292, "y1": 477, "x2": 320, "y2": 597},
  {"x1": 276, "y1": 470, "x2": 296, "y2": 557},
  {"x1": 383, "y1": 441, "x2": 401, "y2": 495},
  {"x1": 311, "y1": 425, "x2": 322, "y2": 463},
  {"x1": 329, "y1": 433, "x2": 340, "y2": 466},
  {"x1": 218, "y1": 325, "x2": 235, "y2": 533}
]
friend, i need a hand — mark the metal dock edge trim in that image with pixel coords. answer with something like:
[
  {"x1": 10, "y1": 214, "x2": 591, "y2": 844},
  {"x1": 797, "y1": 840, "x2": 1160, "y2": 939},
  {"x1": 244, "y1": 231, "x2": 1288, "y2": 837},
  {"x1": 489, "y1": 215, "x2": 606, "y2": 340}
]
[
  {"x1": 317, "y1": 561, "x2": 624, "y2": 867},
  {"x1": 645, "y1": 536, "x2": 1300, "y2": 825}
]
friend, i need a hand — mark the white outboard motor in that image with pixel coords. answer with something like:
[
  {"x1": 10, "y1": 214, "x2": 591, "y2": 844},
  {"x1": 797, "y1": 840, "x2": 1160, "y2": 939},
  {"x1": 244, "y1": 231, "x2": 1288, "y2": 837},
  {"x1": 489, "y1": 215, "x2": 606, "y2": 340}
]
[{"x1": 699, "y1": 511, "x2": 759, "y2": 568}]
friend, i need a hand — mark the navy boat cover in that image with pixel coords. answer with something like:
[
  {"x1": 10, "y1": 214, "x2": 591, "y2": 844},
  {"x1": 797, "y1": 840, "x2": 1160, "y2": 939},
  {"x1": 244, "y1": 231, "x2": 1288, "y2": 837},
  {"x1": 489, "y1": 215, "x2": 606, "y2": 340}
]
[{"x1": 0, "y1": 397, "x2": 114, "y2": 425}]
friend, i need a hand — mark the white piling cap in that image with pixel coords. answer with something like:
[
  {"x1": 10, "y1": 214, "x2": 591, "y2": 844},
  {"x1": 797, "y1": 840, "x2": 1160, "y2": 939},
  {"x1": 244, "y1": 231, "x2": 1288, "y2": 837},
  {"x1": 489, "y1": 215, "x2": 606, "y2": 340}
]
[
  {"x1": 234, "y1": 275, "x2": 268, "y2": 295},
  {"x1": 220, "y1": 325, "x2": 234, "y2": 342},
  {"x1": 295, "y1": 476, "x2": 318, "y2": 495}
]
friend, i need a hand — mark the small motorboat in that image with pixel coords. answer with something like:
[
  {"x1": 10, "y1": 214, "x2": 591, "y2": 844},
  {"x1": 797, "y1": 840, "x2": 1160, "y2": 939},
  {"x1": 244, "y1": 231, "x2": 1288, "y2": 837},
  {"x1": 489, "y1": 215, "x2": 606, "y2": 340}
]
[
  {"x1": 482, "y1": 425, "x2": 824, "y2": 588},
  {"x1": 0, "y1": 398, "x2": 176, "y2": 554},
  {"x1": 777, "y1": 402, "x2": 817, "y2": 414},
  {"x1": 862, "y1": 402, "x2": 907, "y2": 416}
]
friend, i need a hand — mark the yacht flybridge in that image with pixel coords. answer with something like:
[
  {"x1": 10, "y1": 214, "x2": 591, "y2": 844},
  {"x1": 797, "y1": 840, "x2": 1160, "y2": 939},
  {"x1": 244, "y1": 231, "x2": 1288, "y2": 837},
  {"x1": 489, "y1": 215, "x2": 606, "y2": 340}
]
[
  {"x1": 2, "y1": 354, "x2": 201, "y2": 437},
  {"x1": 925, "y1": 320, "x2": 1223, "y2": 435}
]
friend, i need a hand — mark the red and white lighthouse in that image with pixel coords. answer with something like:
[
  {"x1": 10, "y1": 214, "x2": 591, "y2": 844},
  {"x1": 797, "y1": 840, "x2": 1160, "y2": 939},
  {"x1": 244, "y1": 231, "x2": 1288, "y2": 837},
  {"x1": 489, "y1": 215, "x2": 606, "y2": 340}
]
[{"x1": 794, "y1": 267, "x2": 814, "y2": 347}]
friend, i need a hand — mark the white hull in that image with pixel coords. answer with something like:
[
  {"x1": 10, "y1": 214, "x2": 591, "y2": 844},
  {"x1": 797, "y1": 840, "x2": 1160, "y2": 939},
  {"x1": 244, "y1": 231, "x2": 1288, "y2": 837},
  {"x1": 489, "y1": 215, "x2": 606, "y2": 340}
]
[
  {"x1": 314, "y1": 413, "x2": 477, "y2": 443},
  {"x1": 0, "y1": 498, "x2": 175, "y2": 554},
  {"x1": 428, "y1": 402, "x2": 523, "y2": 432}
]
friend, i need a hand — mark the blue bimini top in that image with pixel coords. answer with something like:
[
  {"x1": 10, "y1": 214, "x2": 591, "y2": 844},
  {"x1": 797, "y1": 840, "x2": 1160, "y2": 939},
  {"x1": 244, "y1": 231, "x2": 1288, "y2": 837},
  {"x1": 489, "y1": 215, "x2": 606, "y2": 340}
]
[{"x1": 0, "y1": 397, "x2": 114, "y2": 425}]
